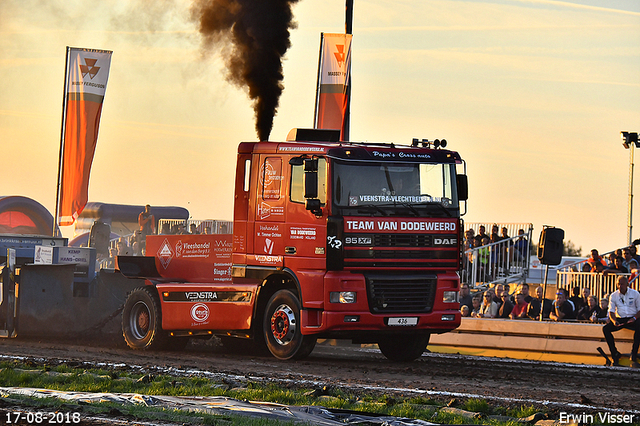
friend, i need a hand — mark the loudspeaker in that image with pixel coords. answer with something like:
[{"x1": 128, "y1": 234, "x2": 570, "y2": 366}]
[{"x1": 537, "y1": 227, "x2": 564, "y2": 265}]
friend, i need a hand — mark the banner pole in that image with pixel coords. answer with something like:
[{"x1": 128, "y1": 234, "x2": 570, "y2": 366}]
[
  {"x1": 313, "y1": 33, "x2": 324, "y2": 129},
  {"x1": 343, "y1": 0, "x2": 353, "y2": 141},
  {"x1": 53, "y1": 47, "x2": 71, "y2": 237}
]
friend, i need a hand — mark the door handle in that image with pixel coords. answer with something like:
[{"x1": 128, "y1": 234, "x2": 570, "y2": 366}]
[{"x1": 285, "y1": 246, "x2": 297, "y2": 254}]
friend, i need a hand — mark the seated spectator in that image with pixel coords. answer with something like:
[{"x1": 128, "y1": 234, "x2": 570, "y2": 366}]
[
  {"x1": 518, "y1": 283, "x2": 533, "y2": 303},
  {"x1": 528, "y1": 286, "x2": 553, "y2": 320},
  {"x1": 492, "y1": 284, "x2": 504, "y2": 305},
  {"x1": 460, "y1": 305, "x2": 470, "y2": 317},
  {"x1": 596, "y1": 297, "x2": 609, "y2": 322},
  {"x1": 577, "y1": 295, "x2": 603, "y2": 321},
  {"x1": 497, "y1": 290, "x2": 513, "y2": 318},
  {"x1": 503, "y1": 284, "x2": 514, "y2": 304},
  {"x1": 509, "y1": 291, "x2": 529, "y2": 319},
  {"x1": 569, "y1": 286, "x2": 586, "y2": 312},
  {"x1": 470, "y1": 294, "x2": 482, "y2": 317},
  {"x1": 586, "y1": 249, "x2": 607, "y2": 272},
  {"x1": 550, "y1": 288, "x2": 575, "y2": 321},
  {"x1": 458, "y1": 283, "x2": 473, "y2": 312},
  {"x1": 477, "y1": 292, "x2": 498, "y2": 318}
]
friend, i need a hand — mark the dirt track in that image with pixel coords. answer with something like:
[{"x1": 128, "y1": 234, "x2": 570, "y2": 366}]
[{"x1": 1, "y1": 333, "x2": 639, "y2": 420}]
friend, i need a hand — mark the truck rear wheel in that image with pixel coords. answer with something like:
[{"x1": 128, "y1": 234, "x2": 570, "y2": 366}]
[
  {"x1": 122, "y1": 286, "x2": 166, "y2": 350},
  {"x1": 263, "y1": 290, "x2": 316, "y2": 360},
  {"x1": 378, "y1": 334, "x2": 430, "y2": 362}
]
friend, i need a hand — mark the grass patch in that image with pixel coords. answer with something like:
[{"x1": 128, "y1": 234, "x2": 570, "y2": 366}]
[{"x1": 0, "y1": 359, "x2": 553, "y2": 426}]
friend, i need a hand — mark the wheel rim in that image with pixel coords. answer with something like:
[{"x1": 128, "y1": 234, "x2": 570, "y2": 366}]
[
  {"x1": 130, "y1": 301, "x2": 151, "y2": 340},
  {"x1": 270, "y1": 303, "x2": 296, "y2": 345}
]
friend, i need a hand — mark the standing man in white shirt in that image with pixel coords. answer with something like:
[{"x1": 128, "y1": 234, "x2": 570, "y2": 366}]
[{"x1": 603, "y1": 276, "x2": 640, "y2": 367}]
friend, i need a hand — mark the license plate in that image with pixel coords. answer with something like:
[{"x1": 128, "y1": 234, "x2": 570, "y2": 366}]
[{"x1": 387, "y1": 317, "x2": 418, "y2": 326}]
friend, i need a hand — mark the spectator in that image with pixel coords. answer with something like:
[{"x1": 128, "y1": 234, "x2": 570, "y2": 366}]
[
  {"x1": 600, "y1": 296, "x2": 609, "y2": 314},
  {"x1": 578, "y1": 295, "x2": 603, "y2": 321},
  {"x1": 497, "y1": 290, "x2": 513, "y2": 318},
  {"x1": 459, "y1": 283, "x2": 473, "y2": 312},
  {"x1": 490, "y1": 224, "x2": 499, "y2": 242},
  {"x1": 630, "y1": 244, "x2": 640, "y2": 266},
  {"x1": 190, "y1": 223, "x2": 200, "y2": 234},
  {"x1": 528, "y1": 286, "x2": 552, "y2": 320},
  {"x1": 493, "y1": 284, "x2": 504, "y2": 305},
  {"x1": 106, "y1": 247, "x2": 117, "y2": 269},
  {"x1": 474, "y1": 225, "x2": 489, "y2": 246},
  {"x1": 622, "y1": 248, "x2": 639, "y2": 272},
  {"x1": 519, "y1": 283, "x2": 533, "y2": 303},
  {"x1": 550, "y1": 288, "x2": 575, "y2": 321},
  {"x1": 509, "y1": 291, "x2": 529, "y2": 319},
  {"x1": 204, "y1": 226, "x2": 212, "y2": 235},
  {"x1": 470, "y1": 294, "x2": 482, "y2": 317},
  {"x1": 602, "y1": 276, "x2": 640, "y2": 367},
  {"x1": 604, "y1": 256, "x2": 628, "y2": 275},
  {"x1": 512, "y1": 229, "x2": 527, "y2": 264},
  {"x1": 503, "y1": 284, "x2": 514, "y2": 304},
  {"x1": 116, "y1": 237, "x2": 130, "y2": 256},
  {"x1": 569, "y1": 286, "x2": 586, "y2": 312},
  {"x1": 586, "y1": 249, "x2": 607, "y2": 272},
  {"x1": 461, "y1": 305, "x2": 470, "y2": 317},
  {"x1": 160, "y1": 222, "x2": 171, "y2": 235},
  {"x1": 478, "y1": 236, "x2": 491, "y2": 281},
  {"x1": 477, "y1": 292, "x2": 498, "y2": 318},
  {"x1": 138, "y1": 204, "x2": 156, "y2": 237}
]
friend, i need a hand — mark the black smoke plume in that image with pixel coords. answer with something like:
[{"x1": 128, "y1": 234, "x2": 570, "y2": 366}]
[{"x1": 191, "y1": 0, "x2": 299, "y2": 141}]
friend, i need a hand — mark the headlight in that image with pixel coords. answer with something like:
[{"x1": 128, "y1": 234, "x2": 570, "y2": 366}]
[
  {"x1": 330, "y1": 291, "x2": 357, "y2": 303},
  {"x1": 443, "y1": 291, "x2": 458, "y2": 303}
]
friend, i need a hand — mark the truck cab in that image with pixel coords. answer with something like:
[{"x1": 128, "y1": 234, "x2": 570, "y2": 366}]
[{"x1": 228, "y1": 129, "x2": 467, "y2": 360}]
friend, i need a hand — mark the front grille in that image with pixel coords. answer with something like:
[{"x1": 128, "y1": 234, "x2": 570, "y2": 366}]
[
  {"x1": 374, "y1": 234, "x2": 432, "y2": 247},
  {"x1": 366, "y1": 274, "x2": 437, "y2": 313}
]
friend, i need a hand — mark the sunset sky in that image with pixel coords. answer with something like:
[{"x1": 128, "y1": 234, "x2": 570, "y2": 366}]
[{"x1": 1, "y1": 0, "x2": 639, "y2": 254}]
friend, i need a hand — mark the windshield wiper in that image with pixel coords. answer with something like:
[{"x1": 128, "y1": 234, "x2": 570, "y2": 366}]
[
  {"x1": 423, "y1": 201, "x2": 453, "y2": 217},
  {"x1": 355, "y1": 204, "x2": 388, "y2": 216},
  {"x1": 399, "y1": 202, "x2": 421, "y2": 217}
]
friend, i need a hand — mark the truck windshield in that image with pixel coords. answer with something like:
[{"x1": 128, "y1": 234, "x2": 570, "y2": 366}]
[{"x1": 332, "y1": 160, "x2": 458, "y2": 215}]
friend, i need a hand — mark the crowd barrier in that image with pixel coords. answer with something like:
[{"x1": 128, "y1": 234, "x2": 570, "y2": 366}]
[{"x1": 429, "y1": 317, "x2": 635, "y2": 365}]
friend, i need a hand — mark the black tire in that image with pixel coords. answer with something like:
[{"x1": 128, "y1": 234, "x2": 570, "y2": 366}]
[
  {"x1": 122, "y1": 286, "x2": 166, "y2": 350},
  {"x1": 378, "y1": 333, "x2": 430, "y2": 362},
  {"x1": 263, "y1": 290, "x2": 316, "y2": 360}
]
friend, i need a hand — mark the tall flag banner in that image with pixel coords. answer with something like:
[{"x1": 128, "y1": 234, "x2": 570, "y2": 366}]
[
  {"x1": 314, "y1": 33, "x2": 352, "y2": 139},
  {"x1": 56, "y1": 47, "x2": 112, "y2": 227}
]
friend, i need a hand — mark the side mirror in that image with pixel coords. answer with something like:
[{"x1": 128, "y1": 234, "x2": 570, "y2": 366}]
[
  {"x1": 304, "y1": 170, "x2": 318, "y2": 199},
  {"x1": 456, "y1": 174, "x2": 468, "y2": 201},
  {"x1": 289, "y1": 157, "x2": 304, "y2": 166}
]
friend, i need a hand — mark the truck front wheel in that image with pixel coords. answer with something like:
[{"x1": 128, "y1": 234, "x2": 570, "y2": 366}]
[
  {"x1": 263, "y1": 290, "x2": 316, "y2": 360},
  {"x1": 378, "y1": 333, "x2": 430, "y2": 362},
  {"x1": 122, "y1": 287, "x2": 165, "y2": 350}
]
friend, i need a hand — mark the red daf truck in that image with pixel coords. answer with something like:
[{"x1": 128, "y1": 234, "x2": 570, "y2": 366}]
[{"x1": 118, "y1": 129, "x2": 468, "y2": 361}]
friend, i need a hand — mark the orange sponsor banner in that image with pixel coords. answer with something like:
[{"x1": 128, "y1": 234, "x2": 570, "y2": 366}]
[
  {"x1": 314, "y1": 33, "x2": 352, "y2": 135},
  {"x1": 58, "y1": 47, "x2": 112, "y2": 226}
]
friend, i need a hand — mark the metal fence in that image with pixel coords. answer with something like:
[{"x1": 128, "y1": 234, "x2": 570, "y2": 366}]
[
  {"x1": 556, "y1": 271, "x2": 629, "y2": 300},
  {"x1": 157, "y1": 219, "x2": 233, "y2": 235},
  {"x1": 461, "y1": 223, "x2": 534, "y2": 288}
]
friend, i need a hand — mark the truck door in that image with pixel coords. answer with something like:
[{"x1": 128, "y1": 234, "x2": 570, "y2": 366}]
[
  {"x1": 252, "y1": 155, "x2": 285, "y2": 267},
  {"x1": 284, "y1": 157, "x2": 328, "y2": 308}
]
